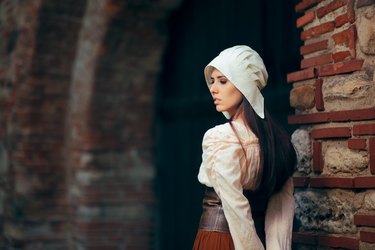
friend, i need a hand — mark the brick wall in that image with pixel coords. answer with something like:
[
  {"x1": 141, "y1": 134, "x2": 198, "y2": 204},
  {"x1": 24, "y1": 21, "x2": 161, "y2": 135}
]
[
  {"x1": 289, "y1": 0, "x2": 375, "y2": 249},
  {"x1": 0, "y1": 0, "x2": 87, "y2": 248},
  {"x1": 0, "y1": 0, "x2": 181, "y2": 249}
]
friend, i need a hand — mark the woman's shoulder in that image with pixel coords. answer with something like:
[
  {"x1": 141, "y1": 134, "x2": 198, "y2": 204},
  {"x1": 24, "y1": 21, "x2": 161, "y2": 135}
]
[
  {"x1": 203, "y1": 123, "x2": 238, "y2": 144},
  {"x1": 203, "y1": 121, "x2": 258, "y2": 145}
]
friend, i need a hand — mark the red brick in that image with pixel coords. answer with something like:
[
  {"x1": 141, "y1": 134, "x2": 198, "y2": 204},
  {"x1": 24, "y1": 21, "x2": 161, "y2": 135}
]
[
  {"x1": 347, "y1": 0, "x2": 355, "y2": 23},
  {"x1": 301, "y1": 21, "x2": 335, "y2": 40},
  {"x1": 297, "y1": 11, "x2": 315, "y2": 28},
  {"x1": 353, "y1": 123, "x2": 375, "y2": 136},
  {"x1": 328, "y1": 108, "x2": 375, "y2": 122},
  {"x1": 295, "y1": 0, "x2": 324, "y2": 12},
  {"x1": 332, "y1": 50, "x2": 352, "y2": 62},
  {"x1": 370, "y1": 138, "x2": 375, "y2": 174},
  {"x1": 292, "y1": 232, "x2": 318, "y2": 245},
  {"x1": 354, "y1": 213, "x2": 375, "y2": 227},
  {"x1": 301, "y1": 53, "x2": 333, "y2": 68},
  {"x1": 288, "y1": 112, "x2": 329, "y2": 124},
  {"x1": 335, "y1": 0, "x2": 355, "y2": 27},
  {"x1": 332, "y1": 25, "x2": 357, "y2": 49},
  {"x1": 310, "y1": 177, "x2": 354, "y2": 188},
  {"x1": 300, "y1": 40, "x2": 329, "y2": 55},
  {"x1": 289, "y1": 107, "x2": 374, "y2": 125},
  {"x1": 293, "y1": 176, "x2": 310, "y2": 187},
  {"x1": 360, "y1": 231, "x2": 375, "y2": 243},
  {"x1": 354, "y1": 176, "x2": 375, "y2": 188},
  {"x1": 315, "y1": 79, "x2": 324, "y2": 111},
  {"x1": 317, "y1": 59, "x2": 364, "y2": 77},
  {"x1": 313, "y1": 141, "x2": 323, "y2": 173},
  {"x1": 318, "y1": 235, "x2": 359, "y2": 250},
  {"x1": 347, "y1": 138, "x2": 367, "y2": 150},
  {"x1": 311, "y1": 127, "x2": 351, "y2": 139},
  {"x1": 287, "y1": 67, "x2": 316, "y2": 83},
  {"x1": 335, "y1": 13, "x2": 351, "y2": 27},
  {"x1": 317, "y1": 0, "x2": 347, "y2": 18}
]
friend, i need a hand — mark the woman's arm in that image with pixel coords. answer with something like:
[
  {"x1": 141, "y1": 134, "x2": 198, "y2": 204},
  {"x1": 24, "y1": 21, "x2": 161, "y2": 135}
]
[
  {"x1": 201, "y1": 128, "x2": 265, "y2": 250},
  {"x1": 264, "y1": 177, "x2": 295, "y2": 250}
]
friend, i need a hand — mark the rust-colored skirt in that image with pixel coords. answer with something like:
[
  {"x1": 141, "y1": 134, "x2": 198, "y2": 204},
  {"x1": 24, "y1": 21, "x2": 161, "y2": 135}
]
[{"x1": 192, "y1": 229, "x2": 235, "y2": 250}]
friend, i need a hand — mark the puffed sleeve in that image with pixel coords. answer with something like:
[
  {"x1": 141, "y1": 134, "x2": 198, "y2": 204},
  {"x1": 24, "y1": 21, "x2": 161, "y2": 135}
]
[
  {"x1": 200, "y1": 128, "x2": 265, "y2": 250},
  {"x1": 264, "y1": 177, "x2": 295, "y2": 250}
]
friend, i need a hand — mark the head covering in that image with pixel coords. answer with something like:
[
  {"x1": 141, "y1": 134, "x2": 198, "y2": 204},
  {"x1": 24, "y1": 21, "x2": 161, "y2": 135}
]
[{"x1": 204, "y1": 45, "x2": 268, "y2": 119}]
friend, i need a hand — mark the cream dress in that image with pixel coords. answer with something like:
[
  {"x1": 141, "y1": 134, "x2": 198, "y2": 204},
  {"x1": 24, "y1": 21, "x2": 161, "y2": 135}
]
[{"x1": 197, "y1": 121, "x2": 295, "y2": 250}]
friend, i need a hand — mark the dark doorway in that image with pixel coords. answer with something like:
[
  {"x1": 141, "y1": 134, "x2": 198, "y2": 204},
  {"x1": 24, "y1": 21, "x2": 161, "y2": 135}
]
[{"x1": 155, "y1": 0, "x2": 301, "y2": 249}]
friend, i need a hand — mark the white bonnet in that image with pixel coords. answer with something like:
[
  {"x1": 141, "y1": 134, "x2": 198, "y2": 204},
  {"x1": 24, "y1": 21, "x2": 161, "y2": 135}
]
[{"x1": 204, "y1": 45, "x2": 268, "y2": 119}]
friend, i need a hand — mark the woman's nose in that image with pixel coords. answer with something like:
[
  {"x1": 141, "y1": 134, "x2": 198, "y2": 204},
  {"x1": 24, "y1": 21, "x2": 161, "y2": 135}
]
[{"x1": 210, "y1": 82, "x2": 218, "y2": 94}]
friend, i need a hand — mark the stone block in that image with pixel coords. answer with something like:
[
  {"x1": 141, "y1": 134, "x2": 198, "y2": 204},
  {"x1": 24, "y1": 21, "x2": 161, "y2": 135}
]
[
  {"x1": 324, "y1": 142, "x2": 368, "y2": 175},
  {"x1": 292, "y1": 128, "x2": 312, "y2": 174},
  {"x1": 323, "y1": 72, "x2": 375, "y2": 112},
  {"x1": 290, "y1": 85, "x2": 316, "y2": 110},
  {"x1": 294, "y1": 190, "x2": 357, "y2": 233},
  {"x1": 363, "y1": 190, "x2": 375, "y2": 210},
  {"x1": 357, "y1": 4, "x2": 375, "y2": 55}
]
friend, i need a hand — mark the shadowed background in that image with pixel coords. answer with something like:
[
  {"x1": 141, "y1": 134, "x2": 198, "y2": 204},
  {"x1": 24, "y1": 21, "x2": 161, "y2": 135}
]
[{"x1": 0, "y1": 0, "x2": 300, "y2": 249}]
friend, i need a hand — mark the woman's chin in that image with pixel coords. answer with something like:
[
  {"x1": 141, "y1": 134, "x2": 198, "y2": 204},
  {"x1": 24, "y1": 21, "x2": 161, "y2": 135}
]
[{"x1": 216, "y1": 107, "x2": 225, "y2": 113}]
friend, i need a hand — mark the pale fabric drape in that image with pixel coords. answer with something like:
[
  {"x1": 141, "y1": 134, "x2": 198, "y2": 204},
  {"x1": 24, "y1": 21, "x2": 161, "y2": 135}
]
[{"x1": 198, "y1": 121, "x2": 294, "y2": 250}]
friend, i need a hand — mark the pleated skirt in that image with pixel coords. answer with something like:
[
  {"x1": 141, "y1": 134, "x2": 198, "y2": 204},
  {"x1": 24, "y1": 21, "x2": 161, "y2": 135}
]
[{"x1": 192, "y1": 229, "x2": 235, "y2": 250}]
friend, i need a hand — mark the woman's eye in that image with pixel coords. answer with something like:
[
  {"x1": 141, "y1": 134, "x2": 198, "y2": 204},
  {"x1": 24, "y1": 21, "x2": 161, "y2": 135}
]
[{"x1": 220, "y1": 79, "x2": 227, "y2": 84}]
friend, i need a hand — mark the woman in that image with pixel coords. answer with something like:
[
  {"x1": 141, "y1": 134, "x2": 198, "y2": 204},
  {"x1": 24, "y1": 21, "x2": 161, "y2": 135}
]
[{"x1": 193, "y1": 45, "x2": 296, "y2": 250}]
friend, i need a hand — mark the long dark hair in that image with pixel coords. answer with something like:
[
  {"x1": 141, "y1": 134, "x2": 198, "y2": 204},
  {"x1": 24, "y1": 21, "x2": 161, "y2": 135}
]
[{"x1": 231, "y1": 98, "x2": 296, "y2": 197}]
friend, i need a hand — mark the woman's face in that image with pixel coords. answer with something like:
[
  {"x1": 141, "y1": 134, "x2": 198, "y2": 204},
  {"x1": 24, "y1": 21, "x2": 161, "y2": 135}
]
[{"x1": 209, "y1": 68, "x2": 243, "y2": 117}]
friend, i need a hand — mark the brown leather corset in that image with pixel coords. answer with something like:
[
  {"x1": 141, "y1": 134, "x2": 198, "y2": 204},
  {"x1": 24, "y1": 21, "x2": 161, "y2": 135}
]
[
  {"x1": 198, "y1": 187, "x2": 230, "y2": 233},
  {"x1": 198, "y1": 187, "x2": 268, "y2": 244}
]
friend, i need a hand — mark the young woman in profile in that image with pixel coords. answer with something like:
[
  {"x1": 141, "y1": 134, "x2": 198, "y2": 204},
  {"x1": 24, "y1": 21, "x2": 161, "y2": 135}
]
[{"x1": 193, "y1": 45, "x2": 296, "y2": 250}]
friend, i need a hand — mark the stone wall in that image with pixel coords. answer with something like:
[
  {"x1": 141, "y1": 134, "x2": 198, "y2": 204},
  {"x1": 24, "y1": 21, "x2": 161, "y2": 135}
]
[{"x1": 289, "y1": 0, "x2": 375, "y2": 249}]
